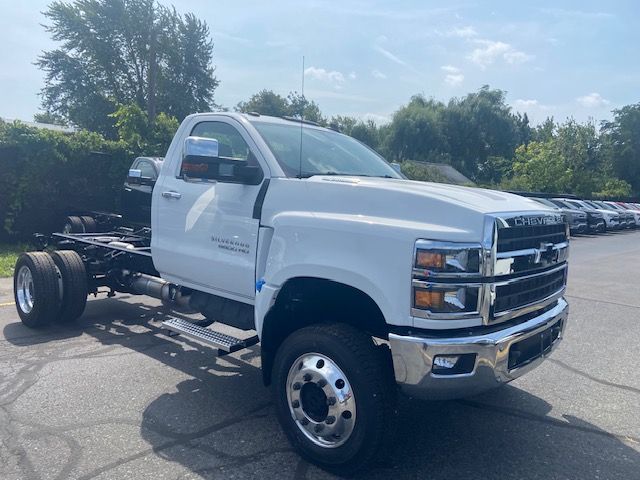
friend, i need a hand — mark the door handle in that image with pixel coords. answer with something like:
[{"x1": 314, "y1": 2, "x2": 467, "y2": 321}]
[{"x1": 162, "y1": 191, "x2": 182, "y2": 199}]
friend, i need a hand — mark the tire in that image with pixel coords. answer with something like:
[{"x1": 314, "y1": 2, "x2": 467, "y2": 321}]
[
  {"x1": 13, "y1": 252, "x2": 61, "y2": 328},
  {"x1": 80, "y1": 215, "x2": 97, "y2": 233},
  {"x1": 63, "y1": 216, "x2": 85, "y2": 234},
  {"x1": 50, "y1": 250, "x2": 88, "y2": 323},
  {"x1": 272, "y1": 323, "x2": 397, "y2": 475}
]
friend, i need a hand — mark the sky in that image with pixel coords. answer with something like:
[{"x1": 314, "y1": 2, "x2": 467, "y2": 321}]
[{"x1": 0, "y1": 0, "x2": 638, "y2": 125}]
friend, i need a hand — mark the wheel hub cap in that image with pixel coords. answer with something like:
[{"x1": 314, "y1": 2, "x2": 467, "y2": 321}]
[
  {"x1": 16, "y1": 266, "x2": 34, "y2": 314},
  {"x1": 286, "y1": 353, "x2": 356, "y2": 448}
]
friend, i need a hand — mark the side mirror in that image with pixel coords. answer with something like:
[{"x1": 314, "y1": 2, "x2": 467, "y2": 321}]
[
  {"x1": 127, "y1": 168, "x2": 142, "y2": 184},
  {"x1": 184, "y1": 136, "x2": 219, "y2": 162},
  {"x1": 390, "y1": 162, "x2": 402, "y2": 174},
  {"x1": 127, "y1": 168, "x2": 155, "y2": 186}
]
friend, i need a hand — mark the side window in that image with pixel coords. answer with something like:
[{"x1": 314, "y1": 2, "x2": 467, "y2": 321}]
[
  {"x1": 180, "y1": 121, "x2": 259, "y2": 182},
  {"x1": 137, "y1": 160, "x2": 157, "y2": 180}
]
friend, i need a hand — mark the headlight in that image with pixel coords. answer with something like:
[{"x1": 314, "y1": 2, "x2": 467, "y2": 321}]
[
  {"x1": 413, "y1": 285, "x2": 480, "y2": 314},
  {"x1": 414, "y1": 241, "x2": 481, "y2": 275}
]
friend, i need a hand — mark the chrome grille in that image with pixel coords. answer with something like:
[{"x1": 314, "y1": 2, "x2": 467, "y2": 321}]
[
  {"x1": 490, "y1": 212, "x2": 569, "y2": 323},
  {"x1": 494, "y1": 267, "x2": 566, "y2": 313},
  {"x1": 496, "y1": 223, "x2": 567, "y2": 253}
]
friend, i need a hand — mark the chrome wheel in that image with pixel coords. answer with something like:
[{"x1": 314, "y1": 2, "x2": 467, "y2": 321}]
[
  {"x1": 16, "y1": 265, "x2": 35, "y2": 314},
  {"x1": 286, "y1": 353, "x2": 357, "y2": 448}
]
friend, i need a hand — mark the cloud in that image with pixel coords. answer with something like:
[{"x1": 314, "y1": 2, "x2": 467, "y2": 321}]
[
  {"x1": 304, "y1": 67, "x2": 346, "y2": 88},
  {"x1": 541, "y1": 8, "x2": 614, "y2": 20},
  {"x1": 576, "y1": 92, "x2": 610, "y2": 108},
  {"x1": 373, "y1": 35, "x2": 416, "y2": 71},
  {"x1": 374, "y1": 44, "x2": 409, "y2": 67},
  {"x1": 372, "y1": 69, "x2": 387, "y2": 79},
  {"x1": 441, "y1": 65, "x2": 463, "y2": 86},
  {"x1": 305, "y1": 89, "x2": 374, "y2": 102},
  {"x1": 441, "y1": 65, "x2": 460, "y2": 73},
  {"x1": 348, "y1": 71, "x2": 357, "y2": 80},
  {"x1": 447, "y1": 26, "x2": 477, "y2": 38},
  {"x1": 215, "y1": 31, "x2": 251, "y2": 45},
  {"x1": 468, "y1": 40, "x2": 533, "y2": 68},
  {"x1": 514, "y1": 99, "x2": 539, "y2": 108},
  {"x1": 444, "y1": 73, "x2": 464, "y2": 86}
]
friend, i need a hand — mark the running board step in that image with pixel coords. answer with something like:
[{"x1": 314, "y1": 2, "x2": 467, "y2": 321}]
[{"x1": 162, "y1": 317, "x2": 259, "y2": 355}]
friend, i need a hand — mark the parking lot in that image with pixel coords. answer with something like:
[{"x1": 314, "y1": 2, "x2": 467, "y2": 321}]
[{"x1": 0, "y1": 230, "x2": 639, "y2": 480}]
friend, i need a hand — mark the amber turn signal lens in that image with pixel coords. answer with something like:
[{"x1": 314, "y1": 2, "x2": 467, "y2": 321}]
[
  {"x1": 416, "y1": 251, "x2": 445, "y2": 269},
  {"x1": 414, "y1": 289, "x2": 444, "y2": 309}
]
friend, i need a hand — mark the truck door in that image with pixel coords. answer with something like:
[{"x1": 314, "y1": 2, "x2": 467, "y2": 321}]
[{"x1": 153, "y1": 118, "x2": 266, "y2": 302}]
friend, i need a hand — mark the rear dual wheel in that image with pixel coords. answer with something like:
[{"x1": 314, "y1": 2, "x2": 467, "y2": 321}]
[
  {"x1": 13, "y1": 251, "x2": 88, "y2": 328},
  {"x1": 63, "y1": 215, "x2": 98, "y2": 234}
]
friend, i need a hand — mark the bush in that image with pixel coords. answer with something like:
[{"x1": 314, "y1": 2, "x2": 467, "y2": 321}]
[
  {"x1": 0, "y1": 105, "x2": 178, "y2": 240},
  {"x1": 0, "y1": 121, "x2": 128, "y2": 240}
]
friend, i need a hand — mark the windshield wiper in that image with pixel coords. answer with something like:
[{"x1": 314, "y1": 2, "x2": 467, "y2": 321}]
[{"x1": 300, "y1": 171, "x2": 395, "y2": 179}]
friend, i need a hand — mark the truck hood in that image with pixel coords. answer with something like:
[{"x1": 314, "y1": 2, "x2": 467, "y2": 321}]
[
  {"x1": 313, "y1": 176, "x2": 546, "y2": 214},
  {"x1": 263, "y1": 176, "x2": 554, "y2": 242}
]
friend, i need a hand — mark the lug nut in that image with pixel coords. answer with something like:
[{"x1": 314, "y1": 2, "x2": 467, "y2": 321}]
[
  {"x1": 292, "y1": 400, "x2": 300, "y2": 408},
  {"x1": 293, "y1": 382, "x2": 301, "y2": 390},
  {"x1": 303, "y1": 373, "x2": 312, "y2": 382},
  {"x1": 327, "y1": 397, "x2": 336, "y2": 406},
  {"x1": 325, "y1": 416, "x2": 336, "y2": 425},
  {"x1": 317, "y1": 379, "x2": 327, "y2": 387},
  {"x1": 300, "y1": 418, "x2": 309, "y2": 425},
  {"x1": 314, "y1": 424, "x2": 324, "y2": 433}
]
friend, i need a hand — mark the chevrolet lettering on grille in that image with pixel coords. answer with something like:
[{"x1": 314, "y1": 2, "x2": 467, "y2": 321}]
[{"x1": 513, "y1": 214, "x2": 564, "y2": 227}]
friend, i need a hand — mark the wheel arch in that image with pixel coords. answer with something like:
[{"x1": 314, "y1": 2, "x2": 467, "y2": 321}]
[{"x1": 259, "y1": 276, "x2": 389, "y2": 386}]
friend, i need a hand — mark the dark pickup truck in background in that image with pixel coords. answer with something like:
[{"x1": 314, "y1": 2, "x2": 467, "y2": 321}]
[{"x1": 62, "y1": 156, "x2": 163, "y2": 233}]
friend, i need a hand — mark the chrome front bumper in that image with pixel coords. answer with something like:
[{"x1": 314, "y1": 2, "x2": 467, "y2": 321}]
[{"x1": 389, "y1": 298, "x2": 568, "y2": 400}]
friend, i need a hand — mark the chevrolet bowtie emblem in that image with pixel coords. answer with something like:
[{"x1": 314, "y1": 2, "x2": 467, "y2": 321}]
[{"x1": 534, "y1": 242, "x2": 555, "y2": 264}]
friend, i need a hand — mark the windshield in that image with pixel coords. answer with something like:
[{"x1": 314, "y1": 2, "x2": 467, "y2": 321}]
[
  {"x1": 594, "y1": 201, "x2": 615, "y2": 210},
  {"x1": 553, "y1": 199, "x2": 584, "y2": 210},
  {"x1": 251, "y1": 121, "x2": 401, "y2": 179},
  {"x1": 563, "y1": 199, "x2": 585, "y2": 210},
  {"x1": 534, "y1": 198, "x2": 560, "y2": 209}
]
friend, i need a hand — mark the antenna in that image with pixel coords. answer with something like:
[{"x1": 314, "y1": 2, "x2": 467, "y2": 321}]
[{"x1": 298, "y1": 56, "x2": 305, "y2": 179}]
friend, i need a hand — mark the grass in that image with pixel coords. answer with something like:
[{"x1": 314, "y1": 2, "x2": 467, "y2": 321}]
[{"x1": 0, "y1": 244, "x2": 30, "y2": 278}]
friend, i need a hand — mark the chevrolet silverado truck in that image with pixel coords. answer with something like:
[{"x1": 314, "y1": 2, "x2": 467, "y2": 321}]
[{"x1": 13, "y1": 113, "x2": 570, "y2": 473}]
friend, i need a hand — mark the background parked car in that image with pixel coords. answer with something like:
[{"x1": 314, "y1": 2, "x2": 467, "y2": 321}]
[
  {"x1": 532, "y1": 197, "x2": 588, "y2": 235},
  {"x1": 582, "y1": 200, "x2": 627, "y2": 230},
  {"x1": 549, "y1": 198, "x2": 606, "y2": 233},
  {"x1": 62, "y1": 156, "x2": 163, "y2": 233},
  {"x1": 602, "y1": 201, "x2": 639, "y2": 228},
  {"x1": 585, "y1": 201, "x2": 632, "y2": 229}
]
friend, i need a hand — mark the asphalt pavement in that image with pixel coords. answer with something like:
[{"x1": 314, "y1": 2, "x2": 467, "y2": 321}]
[{"x1": 0, "y1": 230, "x2": 639, "y2": 479}]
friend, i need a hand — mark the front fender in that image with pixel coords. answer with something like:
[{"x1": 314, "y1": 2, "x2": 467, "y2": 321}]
[{"x1": 255, "y1": 211, "x2": 426, "y2": 336}]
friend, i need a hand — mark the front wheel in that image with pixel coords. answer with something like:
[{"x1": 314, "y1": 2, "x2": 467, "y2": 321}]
[{"x1": 272, "y1": 323, "x2": 397, "y2": 474}]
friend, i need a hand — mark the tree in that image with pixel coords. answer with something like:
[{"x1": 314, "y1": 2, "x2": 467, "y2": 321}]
[
  {"x1": 385, "y1": 95, "x2": 448, "y2": 162},
  {"x1": 33, "y1": 111, "x2": 67, "y2": 126},
  {"x1": 236, "y1": 90, "x2": 290, "y2": 117},
  {"x1": 532, "y1": 117, "x2": 556, "y2": 142},
  {"x1": 286, "y1": 92, "x2": 325, "y2": 124},
  {"x1": 504, "y1": 141, "x2": 571, "y2": 193},
  {"x1": 110, "y1": 103, "x2": 179, "y2": 155},
  {"x1": 37, "y1": 0, "x2": 218, "y2": 137},
  {"x1": 601, "y1": 103, "x2": 640, "y2": 195},
  {"x1": 235, "y1": 89, "x2": 325, "y2": 124},
  {"x1": 445, "y1": 86, "x2": 522, "y2": 182}
]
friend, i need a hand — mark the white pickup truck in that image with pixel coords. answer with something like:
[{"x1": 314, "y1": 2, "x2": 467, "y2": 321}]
[{"x1": 13, "y1": 112, "x2": 570, "y2": 473}]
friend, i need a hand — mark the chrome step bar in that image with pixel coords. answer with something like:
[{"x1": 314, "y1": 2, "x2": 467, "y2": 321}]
[{"x1": 162, "y1": 317, "x2": 259, "y2": 355}]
